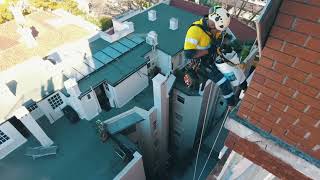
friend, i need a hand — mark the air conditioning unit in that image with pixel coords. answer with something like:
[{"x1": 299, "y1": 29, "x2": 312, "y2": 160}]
[
  {"x1": 169, "y1": 18, "x2": 178, "y2": 30},
  {"x1": 148, "y1": 10, "x2": 156, "y2": 21},
  {"x1": 146, "y1": 31, "x2": 158, "y2": 46}
]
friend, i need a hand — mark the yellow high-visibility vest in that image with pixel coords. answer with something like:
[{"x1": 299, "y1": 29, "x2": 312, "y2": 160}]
[{"x1": 184, "y1": 18, "x2": 221, "y2": 51}]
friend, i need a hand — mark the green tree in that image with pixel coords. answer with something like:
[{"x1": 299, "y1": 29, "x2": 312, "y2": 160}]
[{"x1": 1, "y1": 0, "x2": 113, "y2": 31}]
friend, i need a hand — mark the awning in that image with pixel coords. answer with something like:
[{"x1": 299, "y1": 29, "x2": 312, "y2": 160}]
[{"x1": 106, "y1": 112, "x2": 144, "y2": 135}]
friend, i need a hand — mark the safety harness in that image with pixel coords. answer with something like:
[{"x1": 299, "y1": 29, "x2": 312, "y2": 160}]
[{"x1": 183, "y1": 18, "x2": 226, "y2": 90}]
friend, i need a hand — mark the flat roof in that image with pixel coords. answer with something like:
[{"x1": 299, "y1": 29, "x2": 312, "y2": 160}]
[
  {"x1": 91, "y1": 84, "x2": 154, "y2": 122},
  {"x1": 0, "y1": 116, "x2": 127, "y2": 180},
  {"x1": 128, "y1": 3, "x2": 200, "y2": 56},
  {"x1": 0, "y1": 10, "x2": 95, "y2": 71},
  {"x1": 173, "y1": 69, "x2": 201, "y2": 96},
  {"x1": 0, "y1": 58, "x2": 69, "y2": 123},
  {"x1": 78, "y1": 36, "x2": 151, "y2": 94}
]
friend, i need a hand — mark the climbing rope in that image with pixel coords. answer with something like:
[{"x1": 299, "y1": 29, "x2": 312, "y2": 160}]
[
  {"x1": 197, "y1": 106, "x2": 232, "y2": 180},
  {"x1": 192, "y1": 82, "x2": 214, "y2": 180}
]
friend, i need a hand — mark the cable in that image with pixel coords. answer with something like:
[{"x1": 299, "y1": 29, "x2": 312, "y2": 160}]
[
  {"x1": 197, "y1": 106, "x2": 232, "y2": 180},
  {"x1": 193, "y1": 28, "x2": 228, "y2": 180},
  {"x1": 192, "y1": 82, "x2": 214, "y2": 180}
]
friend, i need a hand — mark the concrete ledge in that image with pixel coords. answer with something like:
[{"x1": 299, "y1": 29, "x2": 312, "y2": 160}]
[{"x1": 225, "y1": 117, "x2": 320, "y2": 179}]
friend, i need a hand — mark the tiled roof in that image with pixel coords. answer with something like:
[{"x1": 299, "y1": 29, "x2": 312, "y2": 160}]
[
  {"x1": 0, "y1": 10, "x2": 93, "y2": 71},
  {"x1": 169, "y1": 0, "x2": 256, "y2": 41},
  {"x1": 238, "y1": 0, "x2": 320, "y2": 159}
]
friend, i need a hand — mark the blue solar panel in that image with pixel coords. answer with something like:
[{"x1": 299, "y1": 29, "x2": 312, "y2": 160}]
[
  {"x1": 85, "y1": 58, "x2": 104, "y2": 69},
  {"x1": 102, "y1": 47, "x2": 121, "y2": 59},
  {"x1": 110, "y1": 42, "x2": 130, "y2": 53},
  {"x1": 119, "y1": 38, "x2": 137, "y2": 48},
  {"x1": 93, "y1": 51, "x2": 114, "y2": 64},
  {"x1": 127, "y1": 34, "x2": 144, "y2": 44}
]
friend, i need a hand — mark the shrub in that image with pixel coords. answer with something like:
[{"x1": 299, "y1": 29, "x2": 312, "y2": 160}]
[{"x1": 99, "y1": 17, "x2": 112, "y2": 31}]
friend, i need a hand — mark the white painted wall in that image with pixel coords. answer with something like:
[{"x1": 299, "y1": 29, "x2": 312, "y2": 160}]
[
  {"x1": 30, "y1": 105, "x2": 44, "y2": 120},
  {"x1": 136, "y1": 107, "x2": 157, "y2": 176},
  {"x1": 37, "y1": 92, "x2": 67, "y2": 124},
  {"x1": 171, "y1": 89, "x2": 202, "y2": 158},
  {"x1": 152, "y1": 74, "x2": 170, "y2": 174},
  {"x1": 156, "y1": 50, "x2": 172, "y2": 75},
  {"x1": 79, "y1": 90, "x2": 101, "y2": 120},
  {"x1": 103, "y1": 106, "x2": 157, "y2": 177},
  {"x1": 171, "y1": 52, "x2": 185, "y2": 71},
  {"x1": 110, "y1": 66, "x2": 149, "y2": 108},
  {"x1": 15, "y1": 107, "x2": 53, "y2": 147},
  {"x1": 114, "y1": 152, "x2": 146, "y2": 180},
  {"x1": 0, "y1": 122, "x2": 27, "y2": 159}
]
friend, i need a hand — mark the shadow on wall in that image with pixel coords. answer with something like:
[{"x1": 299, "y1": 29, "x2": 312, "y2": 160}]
[{"x1": 40, "y1": 78, "x2": 55, "y2": 99}]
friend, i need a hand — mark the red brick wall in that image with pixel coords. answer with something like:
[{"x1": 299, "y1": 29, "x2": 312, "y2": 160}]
[
  {"x1": 225, "y1": 133, "x2": 311, "y2": 180},
  {"x1": 238, "y1": 0, "x2": 320, "y2": 159}
]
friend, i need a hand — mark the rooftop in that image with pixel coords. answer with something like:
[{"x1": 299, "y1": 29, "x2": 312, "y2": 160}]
[
  {"x1": 92, "y1": 84, "x2": 154, "y2": 122},
  {"x1": 129, "y1": 3, "x2": 200, "y2": 56},
  {"x1": 0, "y1": 58, "x2": 69, "y2": 123},
  {"x1": 78, "y1": 35, "x2": 151, "y2": 93},
  {"x1": 0, "y1": 10, "x2": 96, "y2": 71},
  {"x1": 173, "y1": 69, "x2": 201, "y2": 96},
  {"x1": 0, "y1": 115, "x2": 127, "y2": 180}
]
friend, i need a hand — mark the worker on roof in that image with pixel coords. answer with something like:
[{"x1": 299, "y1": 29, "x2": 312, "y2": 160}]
[{"x1": 183, "y1": 6, "x2": 236, "y2": 107}]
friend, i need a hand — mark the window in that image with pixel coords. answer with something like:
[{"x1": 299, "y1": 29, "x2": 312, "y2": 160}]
[
  {"x1": 87, "y1": 94, "x2": 91, "y2": 99},
  {"x1": 147, "y1": 62, "x2": 151, "y2": 68},
  {"x1": 177, "y1": 95, "x2": 185, "y2": 104},
  {"x1": 0, "y1": 130, "x2": 10, "y2": 145},
  {"x1": 175, "y1": 112, "x2": 183, "y2": 122},
  {"x1": 48, "y1": 93, "x2": 63, "y2": 110},
  {"x1": 27, "y1": 103, "x2": 38, "y2": 112},
  {"x1": 105, "y1": 84, "x2": 109, "y2": 91}
]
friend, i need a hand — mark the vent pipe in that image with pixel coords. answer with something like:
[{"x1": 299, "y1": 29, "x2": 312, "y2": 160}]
[
  {"x1": 148, "y1": 10, "x2": 156, "y2": 21},
  {"x1": 146, "y1": 31, "x2": 158, "y2": 46},
  {"x1": 169, "y1": 17, "x2": 178, "y2": 30}
]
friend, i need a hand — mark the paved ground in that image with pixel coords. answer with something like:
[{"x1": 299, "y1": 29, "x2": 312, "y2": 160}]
[{"x1": 0, "y1": 116, "x2": 126, "y2": 180}]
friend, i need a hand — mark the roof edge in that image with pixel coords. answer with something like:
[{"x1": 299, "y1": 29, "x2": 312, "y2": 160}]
[{"x1": 228, "y1": 104, "x2": 320, "y2": 168}]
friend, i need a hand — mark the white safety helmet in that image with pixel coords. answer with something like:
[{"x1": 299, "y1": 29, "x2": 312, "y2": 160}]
[{"x1": 208, "y1": 6, "x2": 231, "y2": 31}]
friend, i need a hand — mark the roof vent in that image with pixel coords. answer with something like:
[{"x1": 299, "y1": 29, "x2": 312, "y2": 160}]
[
  {"x1": 146, "y1": 31, "x2": 158, "y2": 46},
  {"x1": 148, "y1": 10, "x2": 156, "y2": 21},
  {"x1": 169, "y1": 17, "x2": 178, "y2": 30}
]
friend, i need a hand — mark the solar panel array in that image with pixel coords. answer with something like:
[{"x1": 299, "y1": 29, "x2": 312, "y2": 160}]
[{"x1": 88, "y1": 35, "x2": 145, "y2": 71}]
